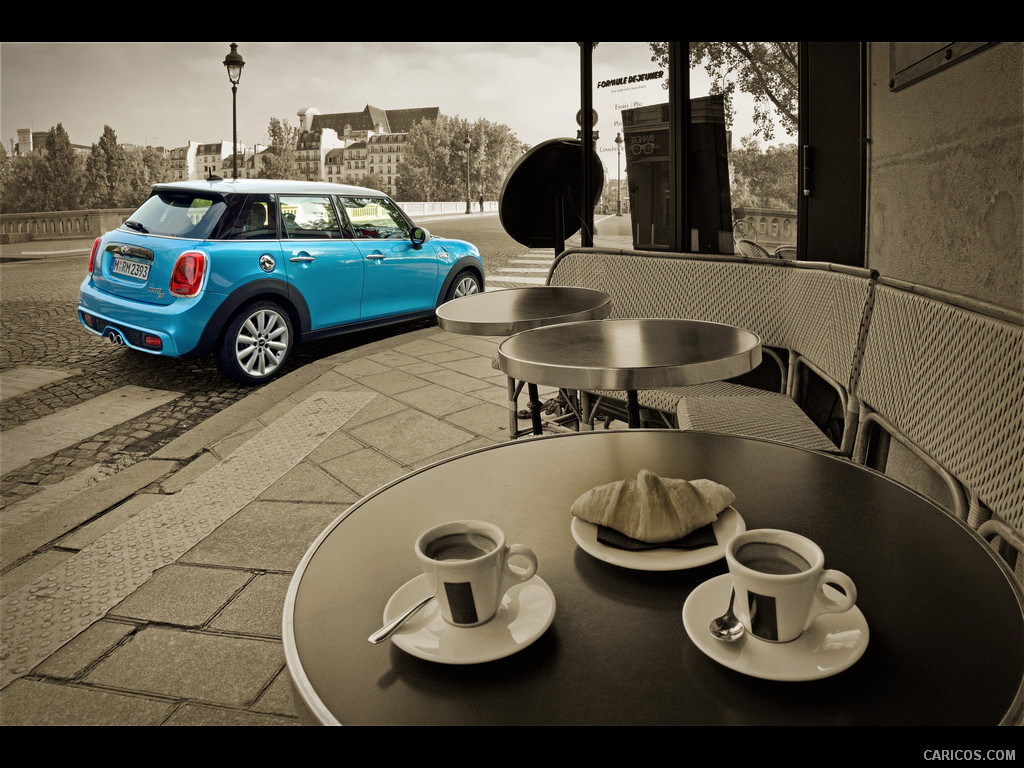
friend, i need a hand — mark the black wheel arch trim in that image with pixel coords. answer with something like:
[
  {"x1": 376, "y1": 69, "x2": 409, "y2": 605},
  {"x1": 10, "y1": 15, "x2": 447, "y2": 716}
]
[
  {"x1": 436, "y1": 257, "x2": 485, "y2": 304},
  {"x1": 185, "y1": 279, "x2": 311, "y2": 359}
]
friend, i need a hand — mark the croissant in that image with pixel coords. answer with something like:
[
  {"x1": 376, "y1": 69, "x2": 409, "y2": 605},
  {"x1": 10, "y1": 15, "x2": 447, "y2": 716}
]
[{"x1": 571, "y1": 470, "x2": 735, "y2": 543}]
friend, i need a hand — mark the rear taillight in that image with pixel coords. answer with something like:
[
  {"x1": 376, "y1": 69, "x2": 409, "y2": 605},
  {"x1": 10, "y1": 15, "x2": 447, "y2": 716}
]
[
  {"x1": 88, "y1": 237, "x2": 101, "y2": 273},
  {"x1": 169, "y1": 251, "x2": 207, "y2": 297}
]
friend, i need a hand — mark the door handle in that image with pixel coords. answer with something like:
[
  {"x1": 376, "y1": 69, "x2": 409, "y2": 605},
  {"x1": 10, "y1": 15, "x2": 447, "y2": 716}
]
[
  {"x1": 289, "y1": 254, "x2": 316, "y2": 263},
  {"x1": 366, "y1": 251, "x2": 386, "y2": 261}
]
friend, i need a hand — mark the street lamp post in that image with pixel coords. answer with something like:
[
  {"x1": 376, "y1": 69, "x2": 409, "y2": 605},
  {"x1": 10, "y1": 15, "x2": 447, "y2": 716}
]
[
  {"x1": 464, "y1": 136, "x2": 472, "y2": 214},
  {"x1": 614, "y1": 132, "x2": 623, "y2": 216},
  {"x1": 223, "y1": 43, "x2": 245, "y2": 179}
]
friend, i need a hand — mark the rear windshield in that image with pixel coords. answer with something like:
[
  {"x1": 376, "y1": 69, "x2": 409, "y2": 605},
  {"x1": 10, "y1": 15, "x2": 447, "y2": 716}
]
[{"x1": 123, "y1": 191, "x2": 227, "y2": 239}]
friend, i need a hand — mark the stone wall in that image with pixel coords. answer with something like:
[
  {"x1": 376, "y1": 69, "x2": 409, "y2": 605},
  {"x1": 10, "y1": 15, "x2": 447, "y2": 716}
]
[{"x1": 866, "y1": 42, "x2": 1022, "y2": 310}]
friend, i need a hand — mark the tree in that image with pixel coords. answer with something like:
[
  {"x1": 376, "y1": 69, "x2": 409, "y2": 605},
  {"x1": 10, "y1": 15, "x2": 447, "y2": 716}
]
[
  {"x1": 728, "y1": 136, "x2": 798, "y2": 210},
  {"x1": 139, "y1": 146, "x2": 170, "y2": 193},
  {"x1": 2, "y1": 151, "x2": 49, "y2": 213},
  {"x1": 42, "y1": 123, "x2": 84, "y2": 211},
  {"x1": 649, "y1": 42, "x2": 798, "y2": 142},
  {"x1": 349, "y1": 172, "x2": 388, "y2": 192},
  {"x1": 398, "y1": 115, "x2": 523, "y2": 201},
  {"x1": 397, "y1": 115, "x2": 462, "y2": 201},
  {"x1": 259, "y1": 118, "x2": 300, "y2": 180},
  {"x1": 82, "y1": 146, "x2": 111, "y2": 208},
  {"x1": 0, "y1": 143, "x2": 12, "y2": 210},
  {"x1": 115, "y1": 149, "x2": 152, "y2": 208},
  {"x1": 468, "y1": 119, "x2": 524, "y2": 199}
]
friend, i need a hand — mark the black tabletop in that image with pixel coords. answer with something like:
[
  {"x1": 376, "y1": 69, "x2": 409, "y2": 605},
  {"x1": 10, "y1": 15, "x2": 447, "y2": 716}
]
[{"x1": 284, "y1": 430, "x2": 1024, "y2": 726}]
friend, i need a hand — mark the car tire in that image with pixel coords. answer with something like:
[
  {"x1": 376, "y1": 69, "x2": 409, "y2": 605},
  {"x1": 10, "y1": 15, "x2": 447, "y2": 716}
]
[
  {"x1": 445, "y1": 270, "x2": 482, "y2": 302},
  {"x1": 216, "y1": 300, "x2": 294, "y2": 385}
]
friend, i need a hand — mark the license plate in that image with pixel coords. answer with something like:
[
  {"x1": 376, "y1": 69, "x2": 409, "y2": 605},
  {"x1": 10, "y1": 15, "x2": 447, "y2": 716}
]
[{"x1": 111, "y1": 257, "x2": 150, "y2": 281}]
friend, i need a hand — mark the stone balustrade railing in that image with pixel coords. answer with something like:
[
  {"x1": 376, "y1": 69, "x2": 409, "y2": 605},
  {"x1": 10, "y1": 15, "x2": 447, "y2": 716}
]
[{"x1": 1, "y1": 209, "x2": 133, "y2": 243}]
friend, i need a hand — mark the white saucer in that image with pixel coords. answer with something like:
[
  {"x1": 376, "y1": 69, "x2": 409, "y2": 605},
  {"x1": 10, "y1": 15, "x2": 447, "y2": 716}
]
[
  {"x1": 682, "y1": 573, "x2": 869, "y2": 681},
  {"x1": 382, "y1": 573, "x2": 556, "y2": 664},
  {"x1": 570, "y1": 507, "x2": 745, "y2": 571}
]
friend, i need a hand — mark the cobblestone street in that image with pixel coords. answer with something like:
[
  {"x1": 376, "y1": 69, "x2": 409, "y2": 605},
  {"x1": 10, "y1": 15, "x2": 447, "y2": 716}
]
[
  {"x1": 0, "y1": 244, "x2": 439, "y2": 517},
  {"x1": 1, "y1": 287, "x2": 250, "y2": 512}
]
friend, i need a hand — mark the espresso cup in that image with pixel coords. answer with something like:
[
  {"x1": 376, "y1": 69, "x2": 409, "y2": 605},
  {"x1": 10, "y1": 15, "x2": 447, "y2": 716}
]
[
  {"x1": 415, "y1": 520, "x2": 538, "y2": 627},
  {"x1": 725, "y1": 528, "x2": 857, "y2": 643}
]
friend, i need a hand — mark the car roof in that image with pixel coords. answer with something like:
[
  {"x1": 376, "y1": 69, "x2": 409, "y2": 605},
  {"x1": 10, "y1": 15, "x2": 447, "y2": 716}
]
[{"x1": 152, "y1": 178, "x2": 388, "y2": 198}]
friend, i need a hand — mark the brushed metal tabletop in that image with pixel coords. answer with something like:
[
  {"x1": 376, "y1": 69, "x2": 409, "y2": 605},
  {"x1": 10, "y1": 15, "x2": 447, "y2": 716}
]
[
  {"x1": 497, "y1": 317, "x2": 763, "y2": 392},
  {"x1": 435, "y1": 286, "x2": 613, "y2": 336}
]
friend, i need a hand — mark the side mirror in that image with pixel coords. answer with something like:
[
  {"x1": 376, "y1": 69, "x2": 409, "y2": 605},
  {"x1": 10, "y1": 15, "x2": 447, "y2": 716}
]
[{"x1": 410, "y1": 226, "x2": 431, "y2": 249}]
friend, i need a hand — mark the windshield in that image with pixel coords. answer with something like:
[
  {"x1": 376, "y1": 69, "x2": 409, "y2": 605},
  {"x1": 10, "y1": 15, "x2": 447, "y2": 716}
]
[{"x1": 124, "y1": 191, "x2": 227, "y2": 239}]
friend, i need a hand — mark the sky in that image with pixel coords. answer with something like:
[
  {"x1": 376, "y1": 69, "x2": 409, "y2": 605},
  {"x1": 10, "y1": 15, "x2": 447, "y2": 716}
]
[{"x1": 1, "y1": 42, "x2": 763, "y2": 180}]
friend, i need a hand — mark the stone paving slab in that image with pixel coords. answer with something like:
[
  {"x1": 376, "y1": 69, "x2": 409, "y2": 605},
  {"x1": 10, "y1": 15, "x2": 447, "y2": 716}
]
[
  {"x1": 82, "y1": 626, "x2": 283, "y2": 708},
  {"x1": 0, "y1": 324, "x2": 556, "y2": 725},
  {"x1": 1, "y1": 390, "x2": 375, "y2": 688}
]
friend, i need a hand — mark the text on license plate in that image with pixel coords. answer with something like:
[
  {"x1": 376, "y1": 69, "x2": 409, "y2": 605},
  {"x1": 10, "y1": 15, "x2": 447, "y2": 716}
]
[{"x1": 111, "y1": 257, "x2": 150, "y2": 280}]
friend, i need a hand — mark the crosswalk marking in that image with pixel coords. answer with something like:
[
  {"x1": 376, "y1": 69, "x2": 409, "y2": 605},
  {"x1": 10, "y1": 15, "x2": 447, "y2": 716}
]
[
  {"x1": 1, "y1": 386, "x2": 183, "y2": 474},
  {"x1": 487, "y1": 250, "x2": 556, "y2": 288},
  {"x1": 0, "y1": 367, "x2": 76, "y2": 400},
  {"x1": 486, "y1": 274, "x2": 548, "y2": 286}
]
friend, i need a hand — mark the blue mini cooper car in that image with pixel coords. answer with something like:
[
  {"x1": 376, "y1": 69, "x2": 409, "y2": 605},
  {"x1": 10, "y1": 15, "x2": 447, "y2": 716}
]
[{"x1": 78, "y1": 179, "x2": 485, "y2": 384}]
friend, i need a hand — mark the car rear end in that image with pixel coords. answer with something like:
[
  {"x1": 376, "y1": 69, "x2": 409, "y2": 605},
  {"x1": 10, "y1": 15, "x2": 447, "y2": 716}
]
[{"x1": 78, "y1": 187, "x2": 229, "y2": 358}]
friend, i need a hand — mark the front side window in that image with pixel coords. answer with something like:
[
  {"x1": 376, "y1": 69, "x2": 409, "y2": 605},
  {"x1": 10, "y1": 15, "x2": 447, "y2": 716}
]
[
  {"x1": 279, "y1": 195, "x2": 351, "y2": 239},
  {"x1": 337, "y1": 196, "x2": 411, "y2": 239}
]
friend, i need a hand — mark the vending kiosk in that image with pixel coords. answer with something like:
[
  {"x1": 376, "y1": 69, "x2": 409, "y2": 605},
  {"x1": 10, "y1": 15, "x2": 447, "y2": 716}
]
[{"x1": 622, "y1": 95, "x2": 732, "y2": 253}]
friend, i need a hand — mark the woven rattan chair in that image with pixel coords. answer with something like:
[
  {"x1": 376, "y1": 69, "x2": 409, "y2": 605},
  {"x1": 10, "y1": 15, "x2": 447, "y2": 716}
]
[
  {"x1": 735, "y1": 239, "x2": 774, "y2": 259},
  {"x1": 979, "y1": 519, "x2": 1024, "y2": 584},
  {"x1": 853, "y1": 280, "x2": 1024, "y2": 540}
]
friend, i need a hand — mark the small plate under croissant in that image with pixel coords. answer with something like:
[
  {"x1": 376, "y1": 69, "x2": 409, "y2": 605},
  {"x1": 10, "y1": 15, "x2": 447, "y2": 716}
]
[{"x1": 570, "y1": 469, "x2": 745, "y2": 571}]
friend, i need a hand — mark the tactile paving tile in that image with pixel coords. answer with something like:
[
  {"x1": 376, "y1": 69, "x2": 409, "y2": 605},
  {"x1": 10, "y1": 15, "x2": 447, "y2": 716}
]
[{"x1": 0, "y1": 390, "x2": 374, "y2": 687}]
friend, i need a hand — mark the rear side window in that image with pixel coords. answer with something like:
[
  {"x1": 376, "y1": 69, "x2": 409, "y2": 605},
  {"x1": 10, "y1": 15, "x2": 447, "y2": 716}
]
[
  {"x1": 280, "y1": 195, "x2": 352, "y2": 239},
  {"x1": 125, "y1": 192, "x2": 226, "y2": 239},
  {"x1": 224, "y1": 195, "x2": 278, "y2": 240}
]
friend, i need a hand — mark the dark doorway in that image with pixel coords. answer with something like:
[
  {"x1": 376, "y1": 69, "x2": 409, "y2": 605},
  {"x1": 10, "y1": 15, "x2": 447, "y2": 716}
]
[{"x1": 797, "y1": 42, "x2": 867, "y2": 267}]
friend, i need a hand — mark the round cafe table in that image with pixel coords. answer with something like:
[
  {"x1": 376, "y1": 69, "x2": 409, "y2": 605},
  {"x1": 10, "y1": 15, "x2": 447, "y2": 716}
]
[
  {"x1": 283, "y1": 430, "x2": 1024, "y2": 726},
  {"x1": 436, "y1": 286, "x2": 613, "y2": 436},
  {"x1": 435, "y1": 285, "x2": 612, "y2": 337},
  {"x1": 497, "y1": 318, "x2": 763, "y2": 428}
]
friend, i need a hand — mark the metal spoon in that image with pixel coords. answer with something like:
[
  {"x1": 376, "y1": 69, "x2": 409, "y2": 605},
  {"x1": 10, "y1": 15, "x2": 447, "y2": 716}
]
[
  {"x1": 708, "y1": 588, "x2": 745, "y2": 642},
  {"x1": 368, "y1": 595, "x2": 434, "y2": 644}
]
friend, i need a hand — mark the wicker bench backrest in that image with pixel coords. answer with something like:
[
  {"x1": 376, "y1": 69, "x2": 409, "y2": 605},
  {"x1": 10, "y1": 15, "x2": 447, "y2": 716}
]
[
  {"x1": 782, "y1": 266, "x2": 876, "y2": 394},
  {"x1": 855, "y1": 281, "x2": 1024, "y2": 531},
  {"x1": 548, "y1": 249, "x2": 875, "y2": 394},
  {"x1": 549, "y1": 248, "x2": 786, "y2": 339}
]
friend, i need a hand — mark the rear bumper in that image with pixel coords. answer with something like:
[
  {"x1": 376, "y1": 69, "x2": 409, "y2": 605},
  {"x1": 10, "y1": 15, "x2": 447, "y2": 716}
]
[{"x1": 77, "y1": 278, "x2": 223, "y2": 358}]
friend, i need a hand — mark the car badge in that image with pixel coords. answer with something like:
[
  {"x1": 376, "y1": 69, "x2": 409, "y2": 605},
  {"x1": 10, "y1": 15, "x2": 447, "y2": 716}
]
[{"x1": 148, "y1": 286, "x2": 165, "y2": 298}]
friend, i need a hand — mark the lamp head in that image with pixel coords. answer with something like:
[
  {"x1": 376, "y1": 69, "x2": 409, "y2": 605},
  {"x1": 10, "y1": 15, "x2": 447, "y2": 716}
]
[{"x1": 223, "y1": 42, "x2": 245, "y2": 86}]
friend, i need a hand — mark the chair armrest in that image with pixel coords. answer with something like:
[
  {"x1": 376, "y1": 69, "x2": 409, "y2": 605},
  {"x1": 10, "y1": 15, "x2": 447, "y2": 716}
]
[{"x1": 979, "y1": 519, "x2": 1024, "y2": 561}]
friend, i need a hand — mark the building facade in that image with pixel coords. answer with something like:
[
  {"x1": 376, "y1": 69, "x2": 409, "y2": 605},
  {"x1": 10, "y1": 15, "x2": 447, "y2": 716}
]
[
  {"x1": 195, "y1": 141, "x2": 245, "y2": 179},
  {"x1": 299, "y1": 104, "x2": 439, "y2": 196}
]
